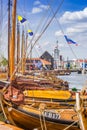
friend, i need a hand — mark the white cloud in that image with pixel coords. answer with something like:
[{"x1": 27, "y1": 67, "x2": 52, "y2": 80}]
[
  {"x1": 55, "y1": 18, "x2": 87, "y2": 37},
  {"x1": 59, "y1": 43, "x2": 66, "y2": 48},
  {"x1": 43, "y1": 41, "x2": 50, "y2": 46},
  {"x1": 34, "y1": 0, "x2": 41, "y2": 5},
  {"x1": 32, "y1": 1, "x2": 49, "y2": 14},
  {"x1": 39, "y1": 5, "x2": 49, "y2": 10},
  {"x1": 60, "y1": 7, "x2": 87, "y2": 23},
  {"x1": 66, "y1": 27, "x2": 80, "y2": 33},
  {"x1": 66, "y1": 23, "x2": 87, "y2": 34},
  {"x1": 55, "y1": 30, "x2": 63, "y2": 36},
  {"x1": 32, "y1": 7, "x2": 42, "y2": 14}
]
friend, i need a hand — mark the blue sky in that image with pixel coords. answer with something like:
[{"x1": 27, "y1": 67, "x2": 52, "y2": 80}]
[{"x1": 0, "y1": 0, "x2": 87, "y2": 60}]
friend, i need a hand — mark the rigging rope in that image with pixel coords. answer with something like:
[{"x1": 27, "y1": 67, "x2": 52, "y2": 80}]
[
  {"x1": 16, "y1": 0, "x2": 54, "y2": 60},
  {"x1": 39, "y1": 112, "x2": 44, "y2": 130},
  {"x1": 39, "y1": 104, "x2": 47, "y2": 130},
  {"x1": 46, "y1": 0, "x2": 78, "y2": 59},
  {"x1": 42, "y1": 111, "x2": 47, "y2": 130},
  {"x1": 26, "y1": 0, "x2": 64, "y2": 58},
  {"x1": 8, "y1": 0, "x2": 64, "y2": 77},
  {"x1": 63, "y1": 120, "x2": 79, "y2": 130},
  {"x1": 26, "y1": 0, "x2": 54, "y2": 58}
]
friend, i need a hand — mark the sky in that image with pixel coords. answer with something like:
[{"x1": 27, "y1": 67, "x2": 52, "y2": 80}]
[{"x1": 0, "y1": 0, "x2": 87, "y2": 61}]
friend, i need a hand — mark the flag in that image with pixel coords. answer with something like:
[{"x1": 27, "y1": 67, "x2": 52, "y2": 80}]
[
  {"x1": 64, "y1": 35, "x2": 78, "y2": 46},
  {"x1": 18, "y1": 15, "x2": 26, "y2": 23},
  {"x1": 28, "y1": 29, "x2": 33, "y2": 36}
]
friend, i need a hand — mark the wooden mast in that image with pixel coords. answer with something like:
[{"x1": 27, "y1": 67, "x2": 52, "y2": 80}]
[
  {"x1": 25, "y1": 33, "x2": 28, "y2": 72},
  {"x1": 17, "y1": 20, "x2": 20, "y2": 72},
  {"x1": 8, "y1": 0, "x2": 11, "y2": 79},
  {"x1": 21, "y1": 30, "x2": 25, "y2": 74},
  {"x1": 9, "y1": 0, "x2": 17, "y2": 80},
  {"x1": 25, "y1": 33, "x2": 28, "y2": 57}
]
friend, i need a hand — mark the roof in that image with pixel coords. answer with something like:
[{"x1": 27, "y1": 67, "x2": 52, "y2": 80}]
[
  {"x1": 26, "y1": 58, "x2": 51, "y2": 65},
  {"x1": 77, "y1": 59, "x2": 87, "y2": 63},
  {"x1": 40, "y1": 59, "x2": 51, "y2": 65},
  {"x1": 40, "y1": 51, "x2": 53, "y2": 59}
]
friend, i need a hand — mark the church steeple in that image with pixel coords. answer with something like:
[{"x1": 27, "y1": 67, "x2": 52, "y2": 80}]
[{"x1": 54, "y1": 40, "x2": 60, "y2": 69}]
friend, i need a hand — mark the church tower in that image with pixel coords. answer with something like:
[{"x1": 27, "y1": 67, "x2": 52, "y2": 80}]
[{"x1": 54, "y1": 41, "x2": 60, "y2": 69}]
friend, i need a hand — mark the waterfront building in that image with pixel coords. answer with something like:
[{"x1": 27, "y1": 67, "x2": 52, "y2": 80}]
[
  {"x1": 26, "y1": 58, "x2": 51, "y2": 70},
  {"x1": 40, "y1": 51, "x2": 54, "y2": 69}
]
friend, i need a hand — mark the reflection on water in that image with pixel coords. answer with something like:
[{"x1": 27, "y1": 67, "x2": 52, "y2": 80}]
[{"x1": 58, "y1": 72, "x2": 87, "y2": 90}]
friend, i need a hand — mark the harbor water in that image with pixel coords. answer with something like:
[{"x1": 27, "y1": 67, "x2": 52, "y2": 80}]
[{"x1": 58, "y1": 72, "x2": 87, "y2": 90}]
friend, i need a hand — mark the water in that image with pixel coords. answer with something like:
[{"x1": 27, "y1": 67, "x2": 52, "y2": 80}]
[{"x1": 58, "y1": 72, "x2": 87, "y2": 90}]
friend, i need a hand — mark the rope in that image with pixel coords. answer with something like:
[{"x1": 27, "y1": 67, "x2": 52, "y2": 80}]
[
  {"x1": 5, "y1": 0, "x2": 64, "y2": 83},
  {"x1": 26, "y1": 0, "x2": 54, "y2": 58},
  {"x1": 42, "y1": 111, "x2": 47, "y2": 130},
  {"x1": 39, "y1": 103, "x2": 47, "y2": 130},
  {"x1": 0, "y1": 92, "x2": 17, "y2": 126},
  {"x1": 0, "y1": 93, "x2": 8, "y2": 120},
  {"x1": 63, "y1": 120, "x2": 79, "y2": 130},
  {"x1": 27, "y1": 0, "x2": 64, "y2": 58},
  {"x1": 39, "y1": 110, "x2": 47, "y2": 130},
  {"x1": 39, "y1": 110, "x2": 44, "y2": 130},
  {"x1": 46, "y1": 0, "x2": 78, "y2": 60},
  {"x1": 6, "y1": 0, "x2": 64, "y2": 77}
]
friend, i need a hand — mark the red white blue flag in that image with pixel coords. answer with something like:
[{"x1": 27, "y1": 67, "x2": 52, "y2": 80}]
[{"x1": 64, "y1": 35, "x2": 78, "y2": 46}]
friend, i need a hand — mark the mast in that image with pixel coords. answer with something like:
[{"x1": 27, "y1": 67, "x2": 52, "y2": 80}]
[
  {"x1": 25, "y1": 33, "x2": 28, "y2": 71},
  {"x1": 17, "y1": 21, "x2": 20, "y2": 68},
  {"x1": 21, "y1": 30, "x2": 25, "y2": 74},
  {"x1": 8, "y1": 0, "x2": 11, "y2": 79},
  {"x1": 25, "y1": 33, "x2": 28, "y2": 56},
  {"x1": 9, "y1": 0, "x2": 17, "y2": 80}
]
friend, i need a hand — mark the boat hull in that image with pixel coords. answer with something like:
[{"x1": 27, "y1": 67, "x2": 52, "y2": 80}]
[{"x1": 2, "y1": 101, "x2": 80, "y2": 130}]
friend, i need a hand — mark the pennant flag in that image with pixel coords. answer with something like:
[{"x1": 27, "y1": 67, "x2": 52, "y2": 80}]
[
  {"x1": 28, "y1": 29, "x2": 33, "y2": 36},
  {"x1": 18, "y1": 15, "x2": 26, "y2": 23},
  {"x1": 64, "y1": 35, "x2": 78, "y2": 46}
]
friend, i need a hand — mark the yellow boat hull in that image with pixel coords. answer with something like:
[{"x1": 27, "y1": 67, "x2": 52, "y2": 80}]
[{"x1": 24, "y1": 90, "x2": 71, "y2": 100}]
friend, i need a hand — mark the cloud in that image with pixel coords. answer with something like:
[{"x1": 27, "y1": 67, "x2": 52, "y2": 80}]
[
  {"x1": 32, "y1": 7, "x2": 42, "y2": 14},
  {"x1": 55, "y1": 17, "x2": 87, "y2": 37},
  {"x1": 55, "y1": 30, "x2": 63, "y2": 36},
  {"x1": 43, "y1": 41, "x2": 50, "y2": 46},
  {"x1": 66, "y1": 23, "x2": 87, "y2": 34},
  {"x1": 60, "y1": 7, "x2": 87, "y2": 23},
  {"x1": 39, "y1": 5, "x2": 49, "y2": 10},
  {"x1": 59, "y1": 43, "x2": 66, "y2": 48},
  {"x1": 34, "y1": 0, "x2": 41, "y2": 5},
  {"x1": 32, "y1": 1, "x2": 49, "y2": 14}
]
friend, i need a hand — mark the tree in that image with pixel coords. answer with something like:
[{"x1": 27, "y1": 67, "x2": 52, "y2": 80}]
[{"x1": 0, "y1": 56, "x2": 8, "y2": 66}]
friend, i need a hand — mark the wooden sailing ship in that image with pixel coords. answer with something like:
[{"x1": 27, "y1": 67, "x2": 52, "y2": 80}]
[
  {"x1": 0, "y1": 92, "x2": 80, "y2": 130},
  {"x1": 1, "y1": 0, "x2": 87, "y2": 130}
]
